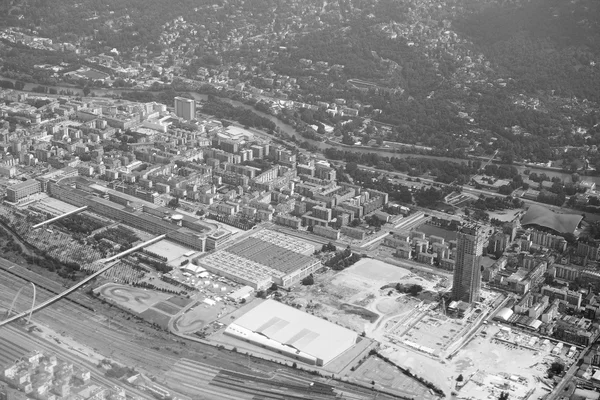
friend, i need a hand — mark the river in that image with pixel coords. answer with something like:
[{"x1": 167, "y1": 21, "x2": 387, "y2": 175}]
[
  {"x1": 188, "y1": 92, "x2": 463, "y2": 163},
  {"x1": 199, "y1": 95, "x2": 600, "y2": 183},
  {"x1": 6, "y1": 75, "x2": 600, "y2": 180},
  {"x1": 0, "y1": 76, "x2": 485, "y2": 164},
  {"x1": 514, "y1": 165, "x2": 600, "y2": 185},
  {"x1": 0, "y1": 74, "x2": 465, "y2": 162}
]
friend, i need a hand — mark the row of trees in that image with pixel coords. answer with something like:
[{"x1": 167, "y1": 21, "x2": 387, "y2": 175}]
[
  {"x1": 55, "y1": 214, "x2": 106, "y2": 236},
  {"x1": 201, "y1": 96, "x2": 277, "y2": 131},
  {"x1": 120, "y1": 88, "x2": 183, "y2": 107},
  {"x1": 136, "y1": 253, "x2": 172, "y2": 274},
  {"x1": 93, "y1": 226, "x2": 139, "y2": 249},
  {"x1": 24, "y1": 253, "x2": 82, "y2": 280},
  {"x1": 325, "y1": 148, "x2": 479, "y2": 184},
  {"x1": 395, "y1": 283, "x2": 424, "y2": 297},
  {"x1": 413, "y1": 187, "x2": 447, "y2": 208},
  {"x1": 470, "y1": 195, "x2": 523, "y2": 212},
  {"x1": 325, "y1": 248, "x2": 362, "y2": 271}
]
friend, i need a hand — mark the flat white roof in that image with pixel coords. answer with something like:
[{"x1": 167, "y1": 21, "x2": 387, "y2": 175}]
[{"x1": 231, "y1": 299, "x2": 357, "y2": 365}]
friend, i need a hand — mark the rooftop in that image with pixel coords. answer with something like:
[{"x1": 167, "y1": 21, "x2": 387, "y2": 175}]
[
  {"x1": 230, "y1": 299, "x2": 357, "y2": 365},
  {"x1": 226, "y1": 237, "x2": 315, "y2": 274},
  {"x1": 521, "y1": 205, "x2": 582, "y2": 234}
]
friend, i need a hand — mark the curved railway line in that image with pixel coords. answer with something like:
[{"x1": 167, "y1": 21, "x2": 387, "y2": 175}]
[{"x1": 0, "y1": 261, "x2": 97, "y2": 312}]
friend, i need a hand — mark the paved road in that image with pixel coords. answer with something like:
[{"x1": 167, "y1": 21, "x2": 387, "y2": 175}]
[{"x1": 546, "y1": 348, "x2": 588, "y2": 400}]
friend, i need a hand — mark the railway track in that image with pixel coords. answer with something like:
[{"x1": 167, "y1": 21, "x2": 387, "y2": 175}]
[
  {"x1": 0, "y1": 259, "x2": 97, "y2": 312},
  {"x1": 0, "y1": 259, "x2": 401, "y2": 400},
  {"x1": 2, "y1": 326, "x2": 155, "y2": 400}
]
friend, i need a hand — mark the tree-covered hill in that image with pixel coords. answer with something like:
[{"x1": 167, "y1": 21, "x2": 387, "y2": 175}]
[{"x1": 454, "y1": 0, "x2": 600, "y2": 101}]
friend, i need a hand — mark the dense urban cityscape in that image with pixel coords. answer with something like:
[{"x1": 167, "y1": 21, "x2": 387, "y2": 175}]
[{"x1": 0, "y1": 0, "x2": 599, "y2": 400}]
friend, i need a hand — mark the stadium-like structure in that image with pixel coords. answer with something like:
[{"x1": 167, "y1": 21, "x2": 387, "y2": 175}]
[{"x1": 520, "y1": 205, "x2": 582, "y2": 235}]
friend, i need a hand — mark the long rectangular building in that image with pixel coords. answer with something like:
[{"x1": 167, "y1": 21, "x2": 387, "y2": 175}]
[
  {"x1": 7, "y1": 180, "x2": 41, "y2": 202},
  {"x1": 48, "y1": 181, "x2": 208, "y2": 250},
  {"x1": 225, "y1": 300, "x2": 358, "y2": 366},
  {"x1": 194, "y1": 229, "x2": 321, "y2": 288}
]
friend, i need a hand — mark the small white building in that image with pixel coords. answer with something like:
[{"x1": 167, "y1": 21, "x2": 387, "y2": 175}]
[{"x1": 228, "y1": 285, "x2": 254, "y2": 302}]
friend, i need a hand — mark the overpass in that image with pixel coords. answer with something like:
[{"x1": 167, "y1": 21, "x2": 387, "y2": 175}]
[
  {"x1": 0, "y1": 234, "x2": 166, "y2": 328},
  {"x1": 32, "y1": 206, "x2": 88, "y2": 229},
  {"x1": 479, "y1": 149, "x2": 499, "y2": 173},
  {"x1": 101, "y1": 234, "x2": 166, "y2": 263}
]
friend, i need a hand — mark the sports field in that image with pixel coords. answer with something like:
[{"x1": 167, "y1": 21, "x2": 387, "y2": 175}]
[
  {"x1": 166, "y1": 296, "x2": 194, "y2": 308},
  {"x1": 77, "y1": 68, "x2": 109, "y2": 80}
]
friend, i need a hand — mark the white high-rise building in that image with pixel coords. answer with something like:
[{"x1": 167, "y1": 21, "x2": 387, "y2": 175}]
[{"x1": 174, "y1": 97, "x2": 196, "y2": 121}]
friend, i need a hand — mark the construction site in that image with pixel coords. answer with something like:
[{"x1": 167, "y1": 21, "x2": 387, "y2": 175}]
[{"x1": 284, "y1": 255, "x2": 544, "y2": 397}]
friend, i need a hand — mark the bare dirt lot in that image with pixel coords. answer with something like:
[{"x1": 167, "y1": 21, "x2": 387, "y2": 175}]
[
  {"x1": 351, "y1": 356, "x2": 438, "y2": 400},
  {"x1": 380, "y1": 323, "x2": 570, "y2": 399},
  {"x1": 451, "y1": 324, "x2": 569, "y2": 400},
  {"x1": 289, "y1": 258, "x2": 447, "y2": 334}
]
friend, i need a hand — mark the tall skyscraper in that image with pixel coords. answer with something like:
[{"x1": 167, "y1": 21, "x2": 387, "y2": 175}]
[
  {"x1": 452, "y1": 224, "x2": 484, "y2": 303},
  {"x1": 174, "y1": 97, "x2": 196, "y2": 121}
]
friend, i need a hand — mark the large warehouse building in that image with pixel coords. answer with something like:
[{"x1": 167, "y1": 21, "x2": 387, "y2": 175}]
[
  {"x1": 225, "y1": 300, "x2": 358, "y2": 366},
  {"x1": 194, "y1": 229, "x2": 321, "y2": 289}
]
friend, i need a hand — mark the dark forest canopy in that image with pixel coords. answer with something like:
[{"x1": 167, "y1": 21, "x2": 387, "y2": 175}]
[{"x1": 454, "y1": 0, "x2": 600, "y2": 102}]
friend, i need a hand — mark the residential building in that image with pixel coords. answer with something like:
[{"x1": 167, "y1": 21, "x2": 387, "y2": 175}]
[
  {"x1": 174, "y1": 97, "x2": 196, "y2": 121},
  {"x1": 452, "y1": 224, "x2": 484, "y2": 303}
]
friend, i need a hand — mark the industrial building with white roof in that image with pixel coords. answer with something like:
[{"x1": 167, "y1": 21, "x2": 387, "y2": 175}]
[{"x1": 225, "y1": 300, "x2": 358, "y2": 366}]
